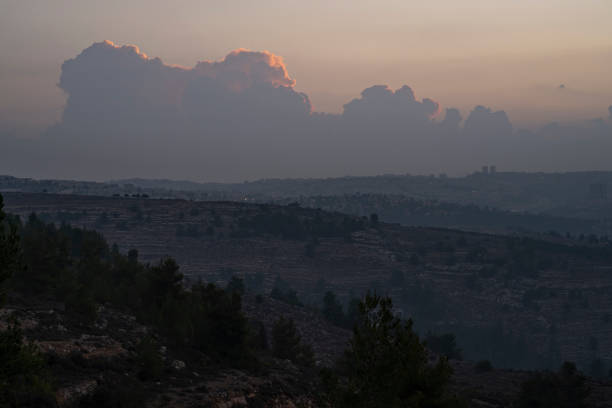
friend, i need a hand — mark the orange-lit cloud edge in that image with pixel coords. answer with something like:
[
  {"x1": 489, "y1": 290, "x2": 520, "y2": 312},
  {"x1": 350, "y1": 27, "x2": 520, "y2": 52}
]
[{"x1": 97, "y1": 40, "x2": 440, "y2": 116}]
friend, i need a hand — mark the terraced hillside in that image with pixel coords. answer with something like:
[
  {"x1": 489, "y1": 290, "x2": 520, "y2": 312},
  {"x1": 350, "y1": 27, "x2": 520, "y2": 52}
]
[{"x1": 5, "y1": 192, "x2": 612, "y2": 372}]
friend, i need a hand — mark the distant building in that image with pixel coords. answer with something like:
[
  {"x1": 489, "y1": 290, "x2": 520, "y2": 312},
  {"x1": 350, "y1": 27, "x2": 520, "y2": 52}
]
[
  {"x1": 481, "y1": 165, "x2": 489, "y2": 174},
  {"x1": 490, "y1": 165, "x2": 496, "y2": 174},
  {"x1": 589, "y1": 183, "x2": 607, "y2": 200}
]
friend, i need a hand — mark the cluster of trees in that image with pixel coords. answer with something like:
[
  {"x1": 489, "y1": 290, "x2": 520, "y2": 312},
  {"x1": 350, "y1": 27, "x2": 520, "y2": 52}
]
[
  {"x1": 0, "y1": 194, "x2": 56, "y2": 406},
  {"x1": 9, "y1": 212, "x2": 255, "y2": 365}
]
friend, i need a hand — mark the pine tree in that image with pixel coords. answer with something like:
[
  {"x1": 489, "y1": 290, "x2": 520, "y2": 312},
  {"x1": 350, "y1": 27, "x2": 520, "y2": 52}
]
[{"x1": 328, "y1": 293, "x2": 465, "y2": 407}]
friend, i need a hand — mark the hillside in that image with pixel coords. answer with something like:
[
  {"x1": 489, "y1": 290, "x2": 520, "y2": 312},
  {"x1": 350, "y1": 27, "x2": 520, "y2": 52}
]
[
  {"x1": 4, "y1": 192, "x2": 612, "y2": 373},
  {"x1": 5, "y1": 172, "x2": 612, "y2": 237}
]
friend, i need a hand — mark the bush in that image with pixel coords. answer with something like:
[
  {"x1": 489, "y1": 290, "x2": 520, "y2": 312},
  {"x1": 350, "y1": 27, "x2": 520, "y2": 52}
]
[
  {"x1": 425, "y1": 332, "x2": 463, "y2": 360},
  {"x1": 135, "y1": 336, "x2": 164, "y2": 381},
  {"x1": 517, "y1": 362, "x2": 589, "y2": 408},
  {"x1": 271, "y1": 316, "x2": 314, "y2": 367},
  {"x1": 226, "y1": 276, "x2": 245, "y2": 296},
  {"x1": 270, "y1": 287, "x2": 302, "y2": 307},
  {"x1": 76, "y1": 377, "x2": 146, "y2": 408},
  {"x1": 247, "y1": 320, "x2": 268, "y2": 351},
  {"x1": 64, "y1": 288, "x2": 98, "y2": 324},
  {"x1": 0, "y1": 324, "x2": 56, "y2": 407}
]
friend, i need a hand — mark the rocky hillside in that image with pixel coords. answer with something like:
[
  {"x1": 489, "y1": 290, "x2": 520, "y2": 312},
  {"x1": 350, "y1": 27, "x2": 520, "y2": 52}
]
[
  {"x1": 4, "y1": 294, "x2": 612, "y2": 407},
  {"x1": 1, "y1": 293, "x2": 344, "y2": 407}
]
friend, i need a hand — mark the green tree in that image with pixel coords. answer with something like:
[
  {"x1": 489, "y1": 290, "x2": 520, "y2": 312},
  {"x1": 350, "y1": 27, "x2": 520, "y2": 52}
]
[
  {"x1": 145, "y1": 257, "x2": 183, "y2": 313},
  {"x1": 16, "y1": 214, "x2": 71, "y2": 296},
  {"x1": 226, "y1": 276, "x2": 245, "y2": 296},
  {"x1": 0, "y1": 194, "x2": 20, "y2": 303},
  {"x1": 0, "y1": 194, "x2": 55, "y2": 407},
  {"x1": 135, "y1": 336, "x2": 164, "y2": 381},
  {"x1": 329, "y1": 293, "x2": 464, "y2": 408},
  {"x1": 272, "y1": 316, "x2": 314, "y2": 367},
  {"x1": 189, "y1": 283, "x2": 251, "y2": 363},
  {"x1": 0, "y1": 325, "x2": 56, "y2": 407}
]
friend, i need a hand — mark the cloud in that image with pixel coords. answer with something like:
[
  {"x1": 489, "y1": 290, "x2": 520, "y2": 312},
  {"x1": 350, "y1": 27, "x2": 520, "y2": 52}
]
[
  {"x1": 342, "y1": 85, "x2": 439, "y2": 123},
  {"x1": 439, "y1": 108, "x2": 462, "y2": 131},
  {"x1": 463, "y1": 105, "x2": 512, "y2": 139},
  {"x1": 1, "y1": 41, "x2": 611, "y2": 181},
  {"x1": 194, "y1": 48, "x2": 296, "y2": 91},
  {"x1": 58, "y1": 41, "x2": 310, "y2": 132}
]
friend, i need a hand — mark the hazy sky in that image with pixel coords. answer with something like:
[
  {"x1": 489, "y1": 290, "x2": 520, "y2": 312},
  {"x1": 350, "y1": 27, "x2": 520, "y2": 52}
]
[{"x1": 1, "y1": 0, "x2": 611, "y2": 136}]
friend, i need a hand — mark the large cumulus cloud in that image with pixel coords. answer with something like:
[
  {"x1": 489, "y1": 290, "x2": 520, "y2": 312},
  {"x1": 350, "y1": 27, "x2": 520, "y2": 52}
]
[
  {"x1": 58, "y1": 41, "x2": 310, "y2": 136},
  {"x1": 1, "y1": 41, "x2": 611, "y2": 181}
]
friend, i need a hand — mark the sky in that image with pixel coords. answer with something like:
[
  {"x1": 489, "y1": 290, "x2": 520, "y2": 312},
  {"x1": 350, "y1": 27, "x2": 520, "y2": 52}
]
[
  {"x1": 0, "y1": 1, "x2": 611, "y2": 181},
  {"x1": 2, "y1": 0, "x2": 611, "y2": 134}
]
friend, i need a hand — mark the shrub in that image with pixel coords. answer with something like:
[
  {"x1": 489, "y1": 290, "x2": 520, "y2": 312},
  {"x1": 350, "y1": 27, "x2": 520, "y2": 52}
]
[
  {"x1": 425, "y1": 332, "x2": 463, "y2": 360},
  {"x1": 135, "y1": 336, "x2": 164, "y2": 381},
  {"x1": 517, "y1": 362, "x2": 589, "y2": 408},
  {"x1": 0, "y1": 324, "x2": 56, "y2": 407},
  {"x1": 272, "y1": 316, "x2": 314, "y2": 367}
]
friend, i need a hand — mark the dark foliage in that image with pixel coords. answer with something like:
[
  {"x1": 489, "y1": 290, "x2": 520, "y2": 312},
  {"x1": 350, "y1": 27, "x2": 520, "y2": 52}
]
[
  {"x1": 323, "y1": 293, "x2": 465, "y2": 407},
  {"x1": 271, "y1": 316, "x2": 314, "y2": 367},
  {"x1": 0, "y1": 194, "x2": 55, "y2": 407},
  {"x1": 75, "y1": 376, "x2": 146, "y2": 408},
  {"x1": 322, "y1": 291, "x2": 345, "y2": 327},
  {"x1": 0, "y1": 324, "x2": 56, "y2": 407},
  {"x1": 474, "y1": 360, "x2": 493, "y2": 373},
  {"x1": 270, "y1": 276, "x2": 303, "y2": 307},
  {"x1": 8, "y1": 212, "x2": 253, "y2": 367},
  {"x1": 517, "y1": 362, "x2": 590, "y2": 408},
  {"x1": 0, "y1": 194, "x2": 21, "y2": 303},
  {"x1": 425, "y1": 332, "x2": 463, "y2": 360},
  {"x1": 135, "y1": 336, "x2": 164, "y2": 381}
]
